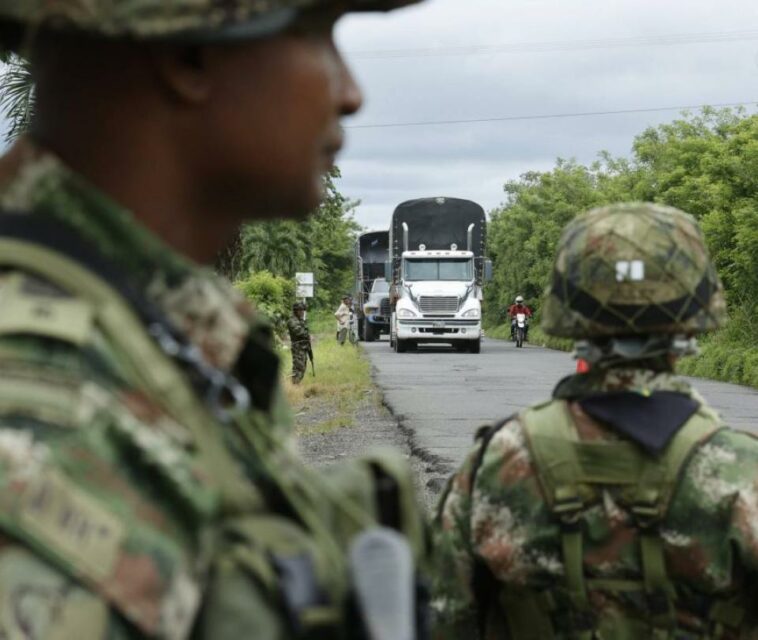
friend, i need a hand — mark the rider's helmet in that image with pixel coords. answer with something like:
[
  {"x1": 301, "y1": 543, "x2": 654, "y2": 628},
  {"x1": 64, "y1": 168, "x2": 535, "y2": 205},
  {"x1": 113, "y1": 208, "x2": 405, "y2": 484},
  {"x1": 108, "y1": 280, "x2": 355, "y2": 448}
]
[
  {"x1": 293, "y1": 302, "x2": 306, "y2": 312},
  {"x1": 0, "y1": 0, "x2": 422, "y2": 50},
  {"x1": 541, "y1": 203, "x2": 726, "y2": 339},
  {"x1": 515, "y1": 296, "x2": 524, "y2": 304}
]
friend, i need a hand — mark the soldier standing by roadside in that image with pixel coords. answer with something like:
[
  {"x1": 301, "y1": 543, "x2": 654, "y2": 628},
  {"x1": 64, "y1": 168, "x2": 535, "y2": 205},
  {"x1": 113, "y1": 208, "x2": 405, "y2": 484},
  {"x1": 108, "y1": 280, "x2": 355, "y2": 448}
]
[
  {"x1": 0, "y1": 1, "x2": 430, "y2": 638},
  {"x1": 433, "y1": 203, "x2": 758, "y2": 639},
  {"x1": 288, "y1": 301, "x2": 311, "y2": 384}
]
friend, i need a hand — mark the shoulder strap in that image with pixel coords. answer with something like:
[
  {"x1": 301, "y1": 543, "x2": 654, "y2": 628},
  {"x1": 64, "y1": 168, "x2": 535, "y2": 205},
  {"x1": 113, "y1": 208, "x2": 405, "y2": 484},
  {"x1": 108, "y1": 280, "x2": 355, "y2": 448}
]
[
  {"x1": 0, "y1": 214, "x2": 258, "y2": 514},
  {"x1": 521, "y1": 398, "x2": 724, "y2": 638}
]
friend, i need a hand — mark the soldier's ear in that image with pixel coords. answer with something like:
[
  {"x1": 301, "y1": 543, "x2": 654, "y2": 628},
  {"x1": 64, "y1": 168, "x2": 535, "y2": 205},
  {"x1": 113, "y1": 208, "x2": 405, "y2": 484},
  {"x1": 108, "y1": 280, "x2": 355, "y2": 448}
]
[{"x1": 149, "y1": 44, "x2": 212, "y2": 104}]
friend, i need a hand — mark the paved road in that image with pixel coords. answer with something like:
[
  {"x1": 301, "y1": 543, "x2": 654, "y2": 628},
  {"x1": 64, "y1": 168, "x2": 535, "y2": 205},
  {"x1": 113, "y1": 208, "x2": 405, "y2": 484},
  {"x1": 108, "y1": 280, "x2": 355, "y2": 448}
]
[{"x1": 364, "y1": 337, "x2": 758, "y2": 475}]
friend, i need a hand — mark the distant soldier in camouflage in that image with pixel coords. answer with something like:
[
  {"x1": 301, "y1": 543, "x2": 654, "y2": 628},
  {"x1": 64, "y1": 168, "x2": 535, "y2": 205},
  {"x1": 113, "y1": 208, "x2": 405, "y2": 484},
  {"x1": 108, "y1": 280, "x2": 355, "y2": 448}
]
[
  {"x1": 0, "y1": 1, "x2": 430, "y2": 638},
  {"x1": 433, "y1": 203, "x2": 758, "y2": 639},
  {"x1": 288, "y1": 301, "x2": 311, "y2": 384}
]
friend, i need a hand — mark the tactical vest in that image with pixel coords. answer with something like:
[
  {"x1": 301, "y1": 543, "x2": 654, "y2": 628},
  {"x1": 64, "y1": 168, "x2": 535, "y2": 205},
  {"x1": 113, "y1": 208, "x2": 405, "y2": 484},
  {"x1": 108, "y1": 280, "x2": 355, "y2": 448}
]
[
  {"x1": 478, "y1": 399, "x2": 747, "y2": 640},
  {"x1": 0, "y1": 214, "x2": 428, "y2": 639}
]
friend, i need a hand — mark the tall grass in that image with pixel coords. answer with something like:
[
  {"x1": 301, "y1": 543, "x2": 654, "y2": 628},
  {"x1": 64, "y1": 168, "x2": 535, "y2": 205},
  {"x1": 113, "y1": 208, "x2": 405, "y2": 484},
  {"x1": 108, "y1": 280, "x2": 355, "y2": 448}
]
[{"x1": 281, "y1": 312, "x2": 373, "y2": 433}]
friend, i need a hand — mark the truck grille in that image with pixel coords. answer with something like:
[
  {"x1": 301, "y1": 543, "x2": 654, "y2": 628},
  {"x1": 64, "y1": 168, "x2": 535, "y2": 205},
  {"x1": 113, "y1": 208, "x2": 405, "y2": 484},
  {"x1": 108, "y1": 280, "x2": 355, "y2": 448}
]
[
  {"x1": 418, "y1": 296, "x2": 459, "y2": 314},
  {"x1": 380, "y1": 298, "x2": 391, "y2": 316}
]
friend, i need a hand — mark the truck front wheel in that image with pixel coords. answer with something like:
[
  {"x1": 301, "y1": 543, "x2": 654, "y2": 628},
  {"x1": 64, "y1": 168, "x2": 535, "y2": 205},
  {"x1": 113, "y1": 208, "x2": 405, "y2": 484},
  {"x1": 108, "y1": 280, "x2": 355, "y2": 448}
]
[
  {"x1": 394, "y1": 338, "x2": 407, "y2": 353},
  {"x1": 364, "y1": 321, "x2": 376, "y2": 342},
  {"x1": 469, "y1": 339, "x2": 481, "y2": 354}
]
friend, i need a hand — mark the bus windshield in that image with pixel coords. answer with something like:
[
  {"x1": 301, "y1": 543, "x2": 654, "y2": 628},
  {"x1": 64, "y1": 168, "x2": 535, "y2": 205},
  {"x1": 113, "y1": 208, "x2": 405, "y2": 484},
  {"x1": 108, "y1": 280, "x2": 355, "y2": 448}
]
[{"x1": 404, "y1": 259, "x2": 473, "y2": 281}]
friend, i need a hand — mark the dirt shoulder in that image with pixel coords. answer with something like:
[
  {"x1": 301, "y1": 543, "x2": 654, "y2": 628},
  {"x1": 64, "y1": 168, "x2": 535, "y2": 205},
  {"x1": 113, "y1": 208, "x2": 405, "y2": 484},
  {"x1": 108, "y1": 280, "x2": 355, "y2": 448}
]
[{"x1": 297, "y1": 386, "x2": 441, "y2": 512}]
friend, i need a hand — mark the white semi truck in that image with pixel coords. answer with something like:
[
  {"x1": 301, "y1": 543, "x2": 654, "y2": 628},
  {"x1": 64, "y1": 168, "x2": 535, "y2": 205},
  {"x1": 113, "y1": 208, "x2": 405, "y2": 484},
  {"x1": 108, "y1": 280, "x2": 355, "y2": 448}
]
[{"x1": 388, "y1": 197, "x2": 490, "y2": 354}]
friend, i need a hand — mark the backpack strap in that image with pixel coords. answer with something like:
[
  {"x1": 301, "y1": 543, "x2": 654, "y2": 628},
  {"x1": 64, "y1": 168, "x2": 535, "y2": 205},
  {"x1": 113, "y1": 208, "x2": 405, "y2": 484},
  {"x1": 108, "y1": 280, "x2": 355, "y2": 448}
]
[
  {"x1": 522, "y1": 399, "x2": 724, "y2": 639},
  {"x1": 0, "y1": 215, "x2": 258, "y2": 514}
]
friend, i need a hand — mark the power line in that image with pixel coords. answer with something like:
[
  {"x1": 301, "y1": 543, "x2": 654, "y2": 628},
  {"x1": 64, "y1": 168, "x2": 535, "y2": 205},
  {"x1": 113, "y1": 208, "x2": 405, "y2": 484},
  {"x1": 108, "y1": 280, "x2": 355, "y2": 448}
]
[
  {"x1": 344, "y1": 101, "x2": 758, "y2": 130},
  {"x1": 347, "y1": 29, "x2": 758, "y2": 60}
]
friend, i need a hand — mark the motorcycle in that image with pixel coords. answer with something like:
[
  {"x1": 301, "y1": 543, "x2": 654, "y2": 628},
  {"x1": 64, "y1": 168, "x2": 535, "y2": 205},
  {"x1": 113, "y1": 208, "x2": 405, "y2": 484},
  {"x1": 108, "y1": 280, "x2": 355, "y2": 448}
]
[{"x1": 515, "y1": 313, "x2": 527, "y2": 348}]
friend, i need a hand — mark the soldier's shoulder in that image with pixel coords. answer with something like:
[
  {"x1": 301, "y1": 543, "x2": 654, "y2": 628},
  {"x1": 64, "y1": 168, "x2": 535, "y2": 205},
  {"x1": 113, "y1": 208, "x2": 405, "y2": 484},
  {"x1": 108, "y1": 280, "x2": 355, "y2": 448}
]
[
  {"x1": 0, "y1": 272, "x2": 219, "y2": 635},
  {"x1": 0, "y1": 382, "x2": 218, "y2": 637}
]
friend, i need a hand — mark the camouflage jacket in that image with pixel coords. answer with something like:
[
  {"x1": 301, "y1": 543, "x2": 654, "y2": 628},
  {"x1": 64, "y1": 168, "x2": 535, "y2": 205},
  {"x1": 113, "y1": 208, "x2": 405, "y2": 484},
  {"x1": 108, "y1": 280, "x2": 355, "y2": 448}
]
[
  {"x1": 434, "y1": 367, "x2": 758, "y2": 639},
  {"x1": 287, "y1": 316, "x2": 310, "y2": 348},
  {"x1": 0, "y1": 139, "x2": 429, "y2": 639}
]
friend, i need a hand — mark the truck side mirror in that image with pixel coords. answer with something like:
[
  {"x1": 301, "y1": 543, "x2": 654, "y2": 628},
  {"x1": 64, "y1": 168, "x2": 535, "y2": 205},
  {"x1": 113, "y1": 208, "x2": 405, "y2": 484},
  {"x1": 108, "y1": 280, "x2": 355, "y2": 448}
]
[{"x1": 484, "y1": 259, "x2": 493, "y2": 282}]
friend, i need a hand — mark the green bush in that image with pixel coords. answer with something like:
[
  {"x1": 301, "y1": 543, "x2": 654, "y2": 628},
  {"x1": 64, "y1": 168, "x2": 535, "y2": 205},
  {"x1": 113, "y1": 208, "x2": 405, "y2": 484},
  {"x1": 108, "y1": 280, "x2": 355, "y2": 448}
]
[
  {"x1": 235, "y1": 270, "x2": 296, "y2": 336},
  {"x1": 677, "y1": 321, "x2": 758, "y2": 388}
]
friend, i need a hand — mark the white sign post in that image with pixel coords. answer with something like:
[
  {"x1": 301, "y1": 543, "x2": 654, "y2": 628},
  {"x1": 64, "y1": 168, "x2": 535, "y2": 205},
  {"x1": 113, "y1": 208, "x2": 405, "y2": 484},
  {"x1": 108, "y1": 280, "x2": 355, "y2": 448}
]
[{"x1": 295, "y1": 272, "x2": 315, "y2": 298}]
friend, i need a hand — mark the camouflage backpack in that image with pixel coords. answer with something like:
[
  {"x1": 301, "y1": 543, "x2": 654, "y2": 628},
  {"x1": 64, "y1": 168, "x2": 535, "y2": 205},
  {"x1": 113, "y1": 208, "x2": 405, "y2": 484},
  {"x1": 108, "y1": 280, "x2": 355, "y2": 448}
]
[{"x1": 467, "y1": 396, "x2": 750, "y2": 640}]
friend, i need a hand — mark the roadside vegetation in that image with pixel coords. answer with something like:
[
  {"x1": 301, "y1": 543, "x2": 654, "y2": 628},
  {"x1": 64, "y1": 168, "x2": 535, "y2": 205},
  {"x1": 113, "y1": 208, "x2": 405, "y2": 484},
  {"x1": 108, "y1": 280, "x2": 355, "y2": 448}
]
[
  {"x1": 280, "y1": 313, "x2": 375, "y2": 434},
  {"x1": 485, "y1": 107, "x2": 758, "y2": 388}
]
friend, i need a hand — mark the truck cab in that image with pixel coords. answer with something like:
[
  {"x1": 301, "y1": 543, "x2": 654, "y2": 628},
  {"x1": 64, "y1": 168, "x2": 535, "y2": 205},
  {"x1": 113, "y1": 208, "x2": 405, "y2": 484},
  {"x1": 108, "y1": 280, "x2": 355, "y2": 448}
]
[
  {"x1": 388, "y1": 197, "x2": 488, "y2": 354},
  {"x1": 392, "y1": 249, "x2": 483, "y2": 353}
]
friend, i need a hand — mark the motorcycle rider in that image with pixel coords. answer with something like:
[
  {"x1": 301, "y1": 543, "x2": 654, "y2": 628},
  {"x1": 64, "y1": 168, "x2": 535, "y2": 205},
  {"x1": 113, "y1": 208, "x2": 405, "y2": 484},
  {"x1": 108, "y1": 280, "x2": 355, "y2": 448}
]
[{"x1": 508, "y1": 295, "x2": 533, "y2": 341}]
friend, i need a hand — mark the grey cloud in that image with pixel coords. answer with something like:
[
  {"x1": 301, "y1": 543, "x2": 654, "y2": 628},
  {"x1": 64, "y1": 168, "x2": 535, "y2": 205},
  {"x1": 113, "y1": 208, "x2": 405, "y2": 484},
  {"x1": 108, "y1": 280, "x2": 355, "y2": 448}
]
[{"x1": 335, "y1": 0, "x2": 758, "y2": 229}]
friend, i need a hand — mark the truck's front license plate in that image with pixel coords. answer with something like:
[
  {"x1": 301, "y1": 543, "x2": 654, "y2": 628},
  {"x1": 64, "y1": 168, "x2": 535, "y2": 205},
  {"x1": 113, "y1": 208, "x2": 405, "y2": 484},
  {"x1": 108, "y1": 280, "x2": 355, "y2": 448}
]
[{"x1": 433, "y1": 321, "x2": 446, "y2": 329}]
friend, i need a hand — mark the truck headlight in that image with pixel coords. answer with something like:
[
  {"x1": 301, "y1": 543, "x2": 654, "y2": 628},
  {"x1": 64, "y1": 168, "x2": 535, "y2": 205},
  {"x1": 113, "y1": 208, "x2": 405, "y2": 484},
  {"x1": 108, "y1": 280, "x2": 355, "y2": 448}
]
[
  {"x1": 364, "y1": 306, "x2": 378, "y2": 315},
  {"x1": 397, "y1": 308, "x2": 417, "y2": 318},
  {"x1": 462, "y1": 308, "x2": 480, "y2": 319}
]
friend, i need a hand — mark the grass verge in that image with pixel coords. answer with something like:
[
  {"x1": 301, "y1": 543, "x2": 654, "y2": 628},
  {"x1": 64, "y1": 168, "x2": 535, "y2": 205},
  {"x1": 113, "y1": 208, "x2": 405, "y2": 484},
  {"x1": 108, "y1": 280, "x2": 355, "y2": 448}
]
[
  {"x1": 678, "y1": 334, "x2": 758, "y2": 388},
  {"x1": 281, "y1": 314, "x2": 374, "y2": 435}
]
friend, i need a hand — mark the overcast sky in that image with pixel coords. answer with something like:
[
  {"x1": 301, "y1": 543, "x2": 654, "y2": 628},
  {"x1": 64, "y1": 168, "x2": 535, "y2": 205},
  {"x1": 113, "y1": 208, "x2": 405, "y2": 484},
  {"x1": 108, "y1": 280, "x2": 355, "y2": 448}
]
[{"x1": 335, "y1": 0, "x2": 758, "y2": 230}]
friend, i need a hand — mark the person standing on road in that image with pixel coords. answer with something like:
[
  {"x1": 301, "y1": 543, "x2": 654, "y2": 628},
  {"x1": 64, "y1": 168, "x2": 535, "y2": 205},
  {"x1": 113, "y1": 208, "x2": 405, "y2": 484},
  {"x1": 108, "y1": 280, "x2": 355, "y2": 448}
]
[
  {"x1": 288, "y1": 301, "x2": 311, "y2": 384},
  {"x1": 0, "y1": 1, "x2": 431, "y2": 637},
  {"x1": 335, "y1": 293, "x2": 352, "y2": 345},
  {"x1": 507, "y1": 295, "x2": 533, "y2": 341},
  {"x1": 432, "y1": 203, "x2": 758, "y2": 639}
]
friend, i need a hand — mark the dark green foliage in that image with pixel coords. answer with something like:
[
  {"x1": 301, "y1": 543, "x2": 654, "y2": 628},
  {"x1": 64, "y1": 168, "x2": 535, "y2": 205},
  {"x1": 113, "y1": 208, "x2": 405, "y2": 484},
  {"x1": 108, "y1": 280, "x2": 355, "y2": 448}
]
[
  {"x1": 0, "y1": 54, "x2": 33, "y2": 142},
  {"x1": 486, "y1": 108, "x2": 758, "y2": 386}
]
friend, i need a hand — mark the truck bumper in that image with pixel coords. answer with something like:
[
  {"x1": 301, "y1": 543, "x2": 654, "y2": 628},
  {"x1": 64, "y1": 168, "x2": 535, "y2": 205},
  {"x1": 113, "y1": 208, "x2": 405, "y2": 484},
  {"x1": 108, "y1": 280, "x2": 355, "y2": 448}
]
[{"x1": 396, "y1": 319, "x2": 481, "y2": 340}]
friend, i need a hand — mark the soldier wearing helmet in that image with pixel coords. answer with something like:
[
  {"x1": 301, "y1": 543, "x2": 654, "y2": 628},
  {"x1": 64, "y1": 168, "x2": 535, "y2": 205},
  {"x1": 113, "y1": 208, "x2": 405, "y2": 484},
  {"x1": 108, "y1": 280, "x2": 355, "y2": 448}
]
[
  {"x1": 0, "y1": 1, "x2": 429, "y2": 638},
  {"x1": 288, "y1": 301, "x2": 311, "y2": 383},
  {"x1": 433, "y1": 203, "x2": 758, "y2": 638}
]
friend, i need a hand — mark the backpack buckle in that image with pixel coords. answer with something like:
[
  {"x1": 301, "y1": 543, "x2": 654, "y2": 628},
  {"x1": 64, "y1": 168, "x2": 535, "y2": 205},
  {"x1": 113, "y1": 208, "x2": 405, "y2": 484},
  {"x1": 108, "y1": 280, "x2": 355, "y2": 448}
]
[{"x1": 554, "y1": 486, "x2": 583, "y2": 518}]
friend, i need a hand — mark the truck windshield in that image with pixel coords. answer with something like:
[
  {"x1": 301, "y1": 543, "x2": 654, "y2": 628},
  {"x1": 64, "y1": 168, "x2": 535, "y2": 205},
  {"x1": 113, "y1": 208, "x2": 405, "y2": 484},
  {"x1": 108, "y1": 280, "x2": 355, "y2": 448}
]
[
  {"x1": 371, "y1": 279, "x2": 390, "y2": 293},
  {"x1": 404, "y1": 259, "x2": 473, "y2": 281}
]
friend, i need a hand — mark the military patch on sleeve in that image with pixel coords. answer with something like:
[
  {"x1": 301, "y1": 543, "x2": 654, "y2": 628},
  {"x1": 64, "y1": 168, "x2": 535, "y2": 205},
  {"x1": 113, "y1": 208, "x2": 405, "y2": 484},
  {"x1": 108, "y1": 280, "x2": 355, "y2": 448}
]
[
  {"x1": 16, "y1": 470, "x2": 125, "y2": 581},
  {"x1": 0, "y1": 274, "x2": 94, "y2": 346}
]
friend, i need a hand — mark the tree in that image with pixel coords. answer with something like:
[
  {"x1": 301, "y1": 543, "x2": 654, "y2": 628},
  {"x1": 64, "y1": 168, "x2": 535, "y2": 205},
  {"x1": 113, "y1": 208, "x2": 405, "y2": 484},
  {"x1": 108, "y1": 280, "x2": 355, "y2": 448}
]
[
  {"x1": 227, "y1": 167, "x2": 360, "y2": 309},
  {"x1": 0, "y1": 54, "x2": 34, "y2": 142}
]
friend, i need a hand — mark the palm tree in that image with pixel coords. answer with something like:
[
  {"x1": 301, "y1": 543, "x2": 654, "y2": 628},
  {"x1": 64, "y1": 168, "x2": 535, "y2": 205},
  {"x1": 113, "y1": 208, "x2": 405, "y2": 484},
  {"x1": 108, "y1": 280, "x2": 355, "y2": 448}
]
[
  {"x1": 0, "y1": 54, "x2": 34, "y2": 142},
  {"x1": 239, "y1": 221, "x2": 307, "y2": 278}
]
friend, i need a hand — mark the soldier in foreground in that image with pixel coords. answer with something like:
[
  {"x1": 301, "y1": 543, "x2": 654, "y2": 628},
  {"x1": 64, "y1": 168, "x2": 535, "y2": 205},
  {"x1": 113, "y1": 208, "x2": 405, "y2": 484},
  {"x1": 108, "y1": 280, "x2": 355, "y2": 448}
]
[
  {"x1": 434, "y1": 203, "x2": 758, "y2": 639},
  {"x1": 0, "y1": 1, "x2": 429, "y2": 638},
  {"x1": 287, "y1": 301, "x2": 311, "y2": 384}
]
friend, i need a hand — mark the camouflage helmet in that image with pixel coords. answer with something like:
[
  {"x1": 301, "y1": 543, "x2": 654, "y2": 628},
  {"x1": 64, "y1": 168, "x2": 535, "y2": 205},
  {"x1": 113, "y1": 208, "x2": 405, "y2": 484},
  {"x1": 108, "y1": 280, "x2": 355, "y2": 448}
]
[
  {"x1": 541, "y1": 202, "x2": 726, "y2": 339},
  {"x1": 293, "y1": 301, "x2": 306, "y2": 311},
  {"x1": 0, "y1": 0, "x2": 422, "y2": 48}
]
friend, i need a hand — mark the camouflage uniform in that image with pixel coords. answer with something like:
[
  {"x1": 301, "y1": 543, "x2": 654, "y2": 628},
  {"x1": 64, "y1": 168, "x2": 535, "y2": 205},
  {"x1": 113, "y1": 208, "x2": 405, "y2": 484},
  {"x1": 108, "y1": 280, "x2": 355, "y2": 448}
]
[
  {"x1": 287, "y1": 308, "x2": 310, "y2": 384},
  {"x1": 0, "y1": 2, "x2": 427, "y2": 639},
  {"x1": 434, "y1": 204, "x2": 758, "y2": 639}
]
